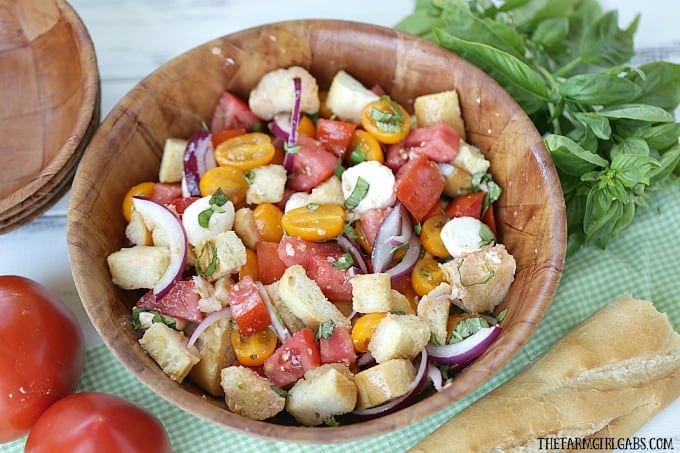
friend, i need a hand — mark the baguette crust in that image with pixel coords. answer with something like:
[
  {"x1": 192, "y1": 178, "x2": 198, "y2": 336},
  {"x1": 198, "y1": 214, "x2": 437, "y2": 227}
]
[{"x1": 409, "y1": 295, "x2": 680, "y2": 453}]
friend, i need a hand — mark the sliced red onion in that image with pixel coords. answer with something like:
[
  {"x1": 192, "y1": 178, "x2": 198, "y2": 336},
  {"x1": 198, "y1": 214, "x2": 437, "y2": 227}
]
[
  {"x1": 337, "y1": 234, "x2": 369, "y2": 274},
  {"x1": 352, "y1": 350, "x2": 429, "y2": 418},
  {"x1": 255, "y1": 281, "x2": 291, "y2": 343},
  {"x1": 186, "y1": 306, "x2": 232, "y2": 349},
  {"x1": 183, "y1": 130, "x2": 215, "y2": 197},
  {"x1": 426, "y1": 325, "x2": 501, "y2": 366},
  {"x1": 132, "y1": 196, "x2": 187, "y2": 299},
  {"x1": 427, "y1": 363, "x2": 444, "y2": 392},
  {"x1": 371, "y1": 204, "x2": 405, "y2": 273},
  {"x1": 270, "y1": 112, "x2": 292, "y2": 141},
  {"x1": 384, "y1": 234, "x2": 420, "y2": 280},
  {"x1": 385, "y1": 209, "x2": 413, "y2": 249},
  {"x1": 283, "y1": 77, "x2": 302, "y2": 172},
  {"x1": 356, "y1": 351, "x2": 375, "y2": 368}
]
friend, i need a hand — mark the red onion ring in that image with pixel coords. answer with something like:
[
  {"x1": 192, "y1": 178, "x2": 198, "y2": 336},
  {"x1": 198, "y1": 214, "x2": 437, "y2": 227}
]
[
  {"x1": 186, "y1": 306, "x2": 232, "y2": 349},
  {"x1": 283, "y1": 77, "x2": 302, "y2": 172},
  {"x1": 131, "y1": 196, "x2": 187, "y2": 299},
  {"x1": 384, "y1": 234, "x2": 420, "y2": 280},
  {"x1": 371, "y1": 204, "x2": 405, "y2": 273},
  {"x1": 337, "y1": 234, "x2": 369, "y2": 274},
  {"x1": 426, "y1": 325, "x2": 501, "y2": 366},
  {"x1": 427, "y1": 363, "x2": 444, "y2": 392},
  {"x1": 352, "y1": 350, "x2": 429, "y2": 418},
  {"x1": 183, "y1": 130, "x2": 215, "y2": 197},
  {"x1": 270, "y1": 112, "x2": 292, "y2": 141}
]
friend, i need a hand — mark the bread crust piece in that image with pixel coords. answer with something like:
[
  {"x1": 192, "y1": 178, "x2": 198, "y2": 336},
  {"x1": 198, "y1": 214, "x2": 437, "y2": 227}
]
[{"x1": 408, "y1": 295, "x2": 680, "y2": 453}]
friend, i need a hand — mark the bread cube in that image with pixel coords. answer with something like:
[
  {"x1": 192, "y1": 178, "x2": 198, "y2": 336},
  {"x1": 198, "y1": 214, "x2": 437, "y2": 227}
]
[
  {"x1": 158, "y1": 138, "x2": 187, "y2": 183},
  {"x1": 107, "y1": 245, "x2": 169, "y2": 290},
  {"x1": 440, "y1": 244, "x2": 516, "y2": 314},
  {"x1": 193, "y1": 230, "x2": 247, "y2": 282},
  {"x1": 189, "y1": 317, "x2": 235, "y2": 396},
  {"x1": 246, "y1": 164, "x2": 287, "y2": 204},
  {"x1": 417, "y1": 282, "x2": 453, "y2": 345},
  {"x1": 368, "y1": 313, "x2": 430, "y2": 363},
  {"x1": 325, "y1": 70, "x2": 379, "y2": 124},
  {"x1": 351, "y1": 273, "x2": 392, "y2": 313},
  {"x1": 264, "y1": 281, "x2": 305, "y2": 334},
  {"x1": 391, "y1": 289, "x2": 415, "y2": 315},
  {"x1": 138, "y1": 322, "x2": 200, "y2": 383},
  {"x1": 277, "y1": 265, "x2": 350, "y2": 330},
  {"x1": 221, "y1": 366, "x2": 285, "y2": 420},
  {"x1": 286, "y1": 364, "x2": 357, "y2": 426},
  {"x1": 454, "y1": 140, "x2": 490, "y2": 175},
  {"x1": 125, "y1": 210, "x2": 152, "y2": 246},
  {"x1": 413, "y1": 89, "x2": 466, "y2": 140},
  {"x1": 308, "y1": 176, "x2": 344, "y2": 206},
  {"x1": 354, "y1": 359, "x2": 416, "y2": 409},
  {"x1": 233, "y1": 207, "x2": 260, "y2": 249}
]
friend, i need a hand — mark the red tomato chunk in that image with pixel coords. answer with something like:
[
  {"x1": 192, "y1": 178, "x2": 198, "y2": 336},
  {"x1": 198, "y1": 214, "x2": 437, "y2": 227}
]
[
  {"x1": 263, "y1": 328, "x2": 320, "y2": 388},
  {"x1": 319, "y1": 326, "x2": 357, "y2": 368},
  {"x1": 287, "y1": 135, "x2": 338, "y2": 191},
  {"x1": 395, "y1": 155, "x2": 445, "y2": 222},
  {"x1": 228, "y1": 276, "x2": 271, "y2": 336},
  {"x1": 136, "y1": 279, "x2": 204, "y2": 323},
  {"x1": 315, "y1": 118, "x2": 356, "y2": 157},
  {"x1": 211, "y1": 91, "x2": 261, "y2": 133}
]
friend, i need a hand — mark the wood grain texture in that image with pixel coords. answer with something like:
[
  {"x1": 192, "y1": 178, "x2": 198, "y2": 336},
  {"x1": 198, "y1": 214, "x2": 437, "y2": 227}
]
[
  {"x1": 67, "y1": 20, "x2": 567, "y2": 443},
  {"x1": 0, "y1": 0, "x2": 100, "y2": 232}
]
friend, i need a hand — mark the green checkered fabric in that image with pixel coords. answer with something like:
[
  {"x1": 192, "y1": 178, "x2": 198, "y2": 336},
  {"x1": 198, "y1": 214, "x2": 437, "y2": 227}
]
[{"x1": 4, "y1": 182, "x2": 678, "y2": 453}]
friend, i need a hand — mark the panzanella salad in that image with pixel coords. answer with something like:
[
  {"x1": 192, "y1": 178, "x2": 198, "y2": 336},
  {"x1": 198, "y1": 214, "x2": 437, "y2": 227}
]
[{"x1": 107, "y1": 66, "x2": 516, "y2": 426}]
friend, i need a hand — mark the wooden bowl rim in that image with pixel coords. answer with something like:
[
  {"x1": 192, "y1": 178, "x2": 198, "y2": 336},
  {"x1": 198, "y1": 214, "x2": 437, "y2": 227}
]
[
  {"x1": 0, "y1": 0, "x2": 101, "y2": 225},
  {"x1": 68, "y1": 19, "x2": 566, "y2": 443}
]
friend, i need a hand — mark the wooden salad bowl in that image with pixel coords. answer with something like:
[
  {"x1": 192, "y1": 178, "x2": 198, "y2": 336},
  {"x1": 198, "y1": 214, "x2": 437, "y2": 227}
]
[
  {"x1": 0, "y1": 0, "x2": 100, "y2": 233},
  {"x1": 67, "y1": 20, "x2": 567, "y2": 443}
]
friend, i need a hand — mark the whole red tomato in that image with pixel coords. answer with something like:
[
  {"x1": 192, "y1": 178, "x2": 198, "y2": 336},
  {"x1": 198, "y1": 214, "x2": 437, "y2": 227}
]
[
  {"x1": 0, "y1": 275, "x2": 84, "y2": 443},
  {"x1": 24, "y1": 392, "x2": 172, "y2": 453}
]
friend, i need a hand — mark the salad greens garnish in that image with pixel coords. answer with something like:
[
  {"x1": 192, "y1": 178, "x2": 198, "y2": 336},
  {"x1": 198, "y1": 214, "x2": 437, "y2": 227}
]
[
  {"x1": 396, "y1": 0, "x2": 680, "y2": 253},
  {"x1": 198, "y1": 188, "x2": 228, "y2": 228},
  {"x1": 132, "y1": 308, "x2": 177, "y2": 330},
  {"x1": 448, "y1": 316, "x2": 490, "y2": 344},
  {"x1": 332, "y1": 252, "x2": 354, "y2": 270},
  {"x1": 317, "y1": 319, "x2": 336, "y2": 340}
]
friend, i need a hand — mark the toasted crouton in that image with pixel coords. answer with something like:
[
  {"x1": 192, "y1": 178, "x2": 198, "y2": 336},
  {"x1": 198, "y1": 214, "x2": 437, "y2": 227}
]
[
  {"x1": 264, "y1": 281, "x2": 305, "y2": 334},
  {"x1": 413, "y1": 89, "x2": 466, "y2": 140},
  {"x1": 233, "y1": 207, "x2": 260, "y2": 249},
  {"x1": 440, "y1": 244, "x2": 516, "y2": 313},
  {"x1": 454, "y1": 140, "x2": 490, "y2": 175},
  {"x1": 246, "y1": 164, "x2": 287, "y2": 204},
  {"x1": 417, "y1": 282, "x2": 453, "y2": 345},
  {"x1": 107, "y1": 245, "x2": 169, "y2": 290},
  {"x1": 368, "y1": 313, "x2": 430, "y2": 363},
  {"x1": 125, "y1": 210, "x2": 152, "y2": 246},
  {"x1": 354, "y1": 359, "x2": 416, "y2": 409},
  {"x1": 277, "y1": 265, "x2": 351, "y2": 330},
  {"x1": 221, "y1": 366, "x2": 285, "y2": 420},
  {"x1": 391, "y1": 289, "x2": 415, "y2": 315},
  {"x1": 286, "y1": 364, "x2": 357, "y2": 426},
  {"x1": 158, "y1": 138, "x2": 187, "y2": 183},
  {"x1": 350, "y1": 273, "x2": 392, "y2": 313},
  {"x1": 189, "y1": 317, "x2": 235, "y2": 396},
  {"x1": 193, "y1": 230, "x2": 247, "y2": 282},
  {"x1": 139, "y1": 322, "x2": 200, "y2": 383}
]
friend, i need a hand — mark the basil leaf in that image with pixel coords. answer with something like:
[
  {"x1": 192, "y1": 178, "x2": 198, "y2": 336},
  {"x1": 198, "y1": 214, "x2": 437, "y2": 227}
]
[
  {"x1": 599, "y1": 104, "x2": 676, "y2": 123},
  {"x1": 650, "y1": 144, "x2": 680, "y2": 183},
  {"x1": 448, "y1": 316, "x2": 489, "y2": 344},
  {"x1": 633, "y1": 123, "x2": 680, "y2": 151},
  {"x1": 628, "y1": 61, "x2": 680, "y2": 110},
  {"x1": 531, "y1": 17, "x2": 569, "y2": 47},
  {"x1": 317, "y1": 320, "x2": 336, "y2": 340},
  {"x1": 345, "y1": 176, "x2": 370, "y2": 209},
  {"x1": 609, "y1": 137, "x2": 649, "y2": 160},
  {"x1": 210, "y1": 187, "x2": 228, "y2": 207},
  {"x1": 198, "y1": 208, "x2": 213, "y2": 228},
  {"x1": 580, "y1": 11, "x2": 638, "y2": 68},
  {"x1": 573, "y1": 112, "x2": 611, "y2": 140},
  {"x1": 331, "y1": 252, "x2": 354, "y2": 270},
  {"x1": 545, "y1": 134, "x2": 608, "y2": 177},
  {"x1": 196, "y1": 242, "x2": 218, "y2": 277},
  {"x1": 559, "y1": 73, "x2": 642, "y2": 106},
  {"x1": 610, "y1": 153, "x2": 659, "y2": 188}
]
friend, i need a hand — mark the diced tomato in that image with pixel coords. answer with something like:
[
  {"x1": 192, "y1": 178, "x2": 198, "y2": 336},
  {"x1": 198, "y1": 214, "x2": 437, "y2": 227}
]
[
  {"x1": 395, "y1": 155, "x2": 445, "y2": 222},
  {"x1": 384, "y1": 142, "x2": 409, "y2": 171},
  {"x1": 445, "y1": 191, "x2": 485, "y2": 219},
  {"x1": 256, "y1": 241, "x2": 287, "y2": 285},
  {"x1": 277, "y1": 236, "x2": 353, "y2": 301},
  {"x1": 228, "y1": 276, "x2": 271, "y2": 336},
  {"x1": 384, "y1": 122, "x2": 460, "y2": 171},
  {"x1": 287, "y1": 135, "x2": 338, "y2": 191},
  {"x1": 151, "y1": 183, "x2": 183, "y2": 206},
  {"x1": 315, "y1": 118, "x2": 356, "y2": 157},
  {"x1": 306, "y1": 252, "x2": 353, "y2": 302},
  {"x1": 319, "y1": 325, "x2": 356, "y2": 368},
  {"x1": 135, "y1": 280, "x2": 203, "y2": 323},
  {"x1": 263, "y1": 328, "x2": 320, "y2": 388},
  {"x1": 358, "y1": 207, "x2": 391, "y2": 248},
  {"x1": 483, "y1": 202, "x2": 497, "y2": 236},
  {"x1": 211, "y1": 128, "x2": 246, "y2": 148},
  {"x1": 167, "y1": 196, "x2": 200, "y2": 216},
  {"x1": 210, "y1": 91, "x2": 261, "y2": 133}
]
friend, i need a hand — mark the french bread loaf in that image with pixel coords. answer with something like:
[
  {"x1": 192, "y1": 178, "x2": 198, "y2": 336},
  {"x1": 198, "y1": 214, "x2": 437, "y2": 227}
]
[{"x1": 409, "y1": 295, "x2": 680, "y2": 453}]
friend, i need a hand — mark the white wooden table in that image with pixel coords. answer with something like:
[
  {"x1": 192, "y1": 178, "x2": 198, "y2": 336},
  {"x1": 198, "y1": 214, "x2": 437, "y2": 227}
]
[{"x1": 1, "y1": 0, "x2": 678, "y2": 450}]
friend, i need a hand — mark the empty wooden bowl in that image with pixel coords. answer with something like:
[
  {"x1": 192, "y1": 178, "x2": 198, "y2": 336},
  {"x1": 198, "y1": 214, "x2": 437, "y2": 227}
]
[
  {"x1": 67, "y1": 20, "x2": 566, "y2": 443},
  {"x1": 0, "y1": 0, "x2": 100, "y2": 233}
]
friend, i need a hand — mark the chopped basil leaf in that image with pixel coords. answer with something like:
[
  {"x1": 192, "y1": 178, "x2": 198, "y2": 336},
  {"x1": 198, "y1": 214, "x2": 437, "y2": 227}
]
[
  {"x1": 132, "y1": 307, "x2": 177, "y2": 330},
  {"x1": 324, "y1": 416, "x2": 340, "y2": 427},
  {"x1": 391, "y1": 310, "x2": 406, "y2": 315},
  {"x1": 496, "y1": 308, "x2": 508, "y2": 324},
  {"x1": 271, "y1": 385, "x2": 288, "y2": 398},
  {"x1": 198, "y1": 207, "x2": 213, "y2": 228},
  {"x1": 284, "y1": 142, "x2": 301, "y2": 154},
  {"x1": 342, "y1": 223, "x2": 358, "y2": 241},
  {"x1": 345, "y1": 176, "x2": 370, "y2": 209},
  {"x1": 306, "y1": 202, "x2": 319, "y2": 211},
  {"x1": 210, "y1": 187, "x2": 228, "y2": 207},
  {"x1": 196, "y1": 242, "x2": 218, "y2": 277},
  {"x1": 478, "y1": 223, "x2": 496, "y2": 247},
  {"x1": 243, "y1": 170, "x2": 256, "y2": 184},
  {"x1": 456, "y1": 259, "x2": 496, "y2": 287},
  {"x1": 349, "y1": 146, "x2": 367, "y2": 164},
  {"x1": 332, "y1": 252, "x2": 354, "y2": 270},
  {"x1": 317, "y1": 319, "x2": 336, "y2": 340},
  {"x1": 413, "y1": 222, "x2": 422, "y2": 236},
  {"x1": 448, "y1": 316, "x2": 489, "y2": 344},
  {"x1": 334, "y1": 158, "x2": 345, "y2": 179}
]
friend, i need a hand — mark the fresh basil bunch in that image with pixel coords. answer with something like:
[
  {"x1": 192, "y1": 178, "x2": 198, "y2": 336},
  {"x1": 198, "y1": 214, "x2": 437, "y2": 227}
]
[{"x1": 396, "y1": 0, "x2": 680, "y2": 253}]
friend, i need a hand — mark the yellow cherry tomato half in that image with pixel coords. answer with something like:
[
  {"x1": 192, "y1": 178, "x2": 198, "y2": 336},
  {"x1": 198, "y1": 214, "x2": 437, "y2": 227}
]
[
  {"x1": 122, "y1": 181, "x2": 156, "y2": 222},
  {"x1": 238, "y1": 248, "x2": 259, "y2": 281},
  {"x1": 411, "y1": 256, "x2": 447, "y2": 297},
  {"x1": 198, "y1": 165, "x2": 248, "y2": 208},
  {"x1": 214, "y1": 132, "x2": 275, "y2": 170},
  {"x1": 298, "y1": 115, "x2": 316, "y2": 138},
  {"x1": 253, "y1": 203, "x2": 284, "y2": 242},
  {"x1": 348, "y1": 129, "x2": 384, "y2": 164},
  {"x1": 351, "y1": 313, "x2": 387, "y2": 353},
  {"x1": 360, "y1": 98, "x2": 411, "y2": 144},
  {"x1": 230, "y1": 327, "x2": 278, "y2": 367},
  {"x1": 420, "y1": 214, "x2": 451, "y2": 259},
  {"x1": 281, "y1": 204, "x2": 345, "y2": 242}
]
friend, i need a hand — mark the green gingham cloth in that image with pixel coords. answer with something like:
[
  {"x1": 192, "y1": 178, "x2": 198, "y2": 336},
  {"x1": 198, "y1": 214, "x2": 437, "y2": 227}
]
[{"x1": 4, "y1": 182, "x2": 679, "y2": 452}]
